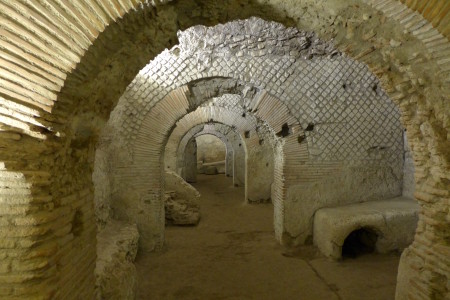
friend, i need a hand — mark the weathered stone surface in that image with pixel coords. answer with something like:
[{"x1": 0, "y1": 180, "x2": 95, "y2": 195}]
[
  {"x1": 313, "y1": 197, "x2": 419, "y2": 260},
  {"x1": 165, "y1": 171, "x2": 200, "y2": 225},
  {"x1": 0, "y1": 1, "x2": 448, "y2": 298},
  {"x1": 96, "y1": 220, "x2": 139, "y2": 300}
]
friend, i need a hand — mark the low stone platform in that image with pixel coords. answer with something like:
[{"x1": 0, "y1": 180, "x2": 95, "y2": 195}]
[
  {"x1": 96, "y1": 220, "x2": 139, "y2": 300},
  {"x1": 313, "y1": 197, "x2": 419, "y2": 260}
]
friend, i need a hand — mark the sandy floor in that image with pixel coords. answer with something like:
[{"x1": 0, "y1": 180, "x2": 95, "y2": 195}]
[{"x1": 136, "y1": 174, "x2": 400, "y2": 300}]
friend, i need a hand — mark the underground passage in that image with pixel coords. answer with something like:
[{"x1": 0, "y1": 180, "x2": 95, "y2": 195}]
[{"x1": 0, "y1": 1, "x2": 448, "y2": 300}]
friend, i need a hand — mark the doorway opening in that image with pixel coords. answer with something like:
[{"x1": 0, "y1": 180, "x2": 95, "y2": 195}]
[{"x1": 196, "y1": 134, "x2": 227, "y2": 176}]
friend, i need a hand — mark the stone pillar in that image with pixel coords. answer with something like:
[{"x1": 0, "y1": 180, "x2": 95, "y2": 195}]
[
  {"x1": 246, "y1": 137, "x2": 273, "y2": 202},
  {"x1": 225, "y1": 148, "x2": 234, "y2": 177},
  {"x1": 184, "y1": 139, "x2": 197, "y2": 183},
  {"x1": 233, "y1": 141, "x2": 246, "y2": 186}
]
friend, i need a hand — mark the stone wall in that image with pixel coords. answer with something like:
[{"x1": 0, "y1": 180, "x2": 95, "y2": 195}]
[
  {"x1": 196, "y1": 135, "x2": 226, "y2": 165},
  {"x1": 184, "y1": 139, "x2": 197, "y2": 182},
  {"x1": 402, "y1": 132, "x2": 415, "y2": 199},
  {"x1": 102, "y1": 17, "x2": 405, "y2": 255}
]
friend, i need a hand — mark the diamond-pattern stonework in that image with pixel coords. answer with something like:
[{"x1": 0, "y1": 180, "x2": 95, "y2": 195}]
[{"x1": 111, "y1": 19, "x2": 402, "y2": 171}]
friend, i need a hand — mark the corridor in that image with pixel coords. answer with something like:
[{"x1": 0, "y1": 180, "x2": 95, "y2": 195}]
[{"x1": 136, "y1": 174, "x2": 400, "y2": 300}]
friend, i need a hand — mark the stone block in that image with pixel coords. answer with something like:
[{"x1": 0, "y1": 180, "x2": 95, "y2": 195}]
[
  {"x1": 313, "y1": 197, "x2": 419, "y2": 260},
  {"x1": 96, "y1": 220, "x2": 139, "y2": 300},
  {"x1": 165, "y1": 171, "x2": 200, "y2": 225}
]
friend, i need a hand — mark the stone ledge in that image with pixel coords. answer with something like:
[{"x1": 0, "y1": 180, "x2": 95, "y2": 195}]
[{"x1": 313, "y1": 197, "x2": 419, "y2": 260}]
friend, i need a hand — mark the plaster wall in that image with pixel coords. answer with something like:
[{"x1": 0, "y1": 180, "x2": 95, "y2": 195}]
[
  {"x1": 196, "y1": 135, "x2": 226, "y2": 164},
  {"x1": 245, "y1": 133, "x2": 274, "y2": 203}
]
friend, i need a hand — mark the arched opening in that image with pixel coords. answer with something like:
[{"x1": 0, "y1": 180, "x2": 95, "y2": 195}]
[
  {"x1": 164, "y1": 97, "x2": 277, "y2": 206},
  {"x1": 196, "y1": 134, "x2": 227, "y2": 176},
  {"x1": 95, "y1": 18, "x2": 420, "y2": 299},
  {"x1": 342, "y1": 228, "x2": 378, "y2": 259},
  {"x1": 0, "y1": 1, "x2": 448, "y2": 298}
]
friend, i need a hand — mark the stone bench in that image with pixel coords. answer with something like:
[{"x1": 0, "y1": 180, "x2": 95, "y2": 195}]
[{"x1": 313, "y1": 197, "x2": 419, "y2": 260}]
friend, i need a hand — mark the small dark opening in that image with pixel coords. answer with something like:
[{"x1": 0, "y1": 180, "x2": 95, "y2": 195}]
[
  {"x1": 342, "y1": 228, "x2": 378, "y2": 258},
  {"x1": 305, "y1": 123, "x2": 314, "y2": 131},
  {"x1": 244, "y1": 131, "x2": 250, "y2": 138},
  {"x1": 298, "y1": 135, "x2": 306, "y2": 143},
  {"x1": 259, "y1": 139, "x2": 264, "y2": 145},
  {"x1": 242, "y1": 112, "x2": 246, "y2": 118},
  {"x1": 239, "y1": 143, "x2": 241, "y2": 147},
  {"x1": 276, "y1": 123, "x2": 291, "y2": 137}
]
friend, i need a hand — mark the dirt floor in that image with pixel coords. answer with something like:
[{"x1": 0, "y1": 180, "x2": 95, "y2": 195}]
[{"x1": 136, "y1": 174, "x2": 400, "y2": 300}]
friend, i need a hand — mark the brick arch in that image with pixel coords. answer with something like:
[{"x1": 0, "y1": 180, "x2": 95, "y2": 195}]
[
  {"x1": 105, "y1": 85, "x2": 297, "y2": 250},
  {"x1": 190, "y1": 127, "x2": 234, "y2": 170},
  {"x1": 174, "y1": 123, "x2": 238, "y2": 179},
  {"x1": 164, "y1": 94, "x2": 272, "y2": 173},
  {"x1": 0, "y1": 1, "x2": 448, "y2": 298},
  {"x1": 163, "y1": 99, "x2": 277, "y2": 201},
  {"x1": 165, "y1": 107, "x2": 253, "y2": 193}
]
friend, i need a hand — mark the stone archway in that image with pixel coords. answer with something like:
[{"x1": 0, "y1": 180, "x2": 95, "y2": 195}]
[
  {"x1": 104, "y1": 19, "x2": 405, "y2": 250},
  {"x1": 163, "y1": 94, "x2": 278, "y2": 202},
  {"x1": 100, "y1": 82, "x2": 298, "y2": 250}
]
